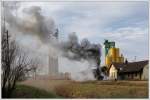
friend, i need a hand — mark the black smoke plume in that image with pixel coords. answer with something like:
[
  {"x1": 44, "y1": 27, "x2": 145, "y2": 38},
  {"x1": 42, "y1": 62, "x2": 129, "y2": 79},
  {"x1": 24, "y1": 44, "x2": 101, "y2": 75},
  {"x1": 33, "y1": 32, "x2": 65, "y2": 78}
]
[{"x1": 60, "y1": 32, "x2": 103, "y2": 80}]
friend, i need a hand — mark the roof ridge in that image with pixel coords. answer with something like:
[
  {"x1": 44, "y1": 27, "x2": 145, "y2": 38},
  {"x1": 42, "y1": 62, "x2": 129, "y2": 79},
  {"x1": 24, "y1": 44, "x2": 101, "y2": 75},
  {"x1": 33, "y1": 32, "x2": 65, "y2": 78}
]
[{"x1": 111, "y1": 60, "x2": 149, "y2": 73}]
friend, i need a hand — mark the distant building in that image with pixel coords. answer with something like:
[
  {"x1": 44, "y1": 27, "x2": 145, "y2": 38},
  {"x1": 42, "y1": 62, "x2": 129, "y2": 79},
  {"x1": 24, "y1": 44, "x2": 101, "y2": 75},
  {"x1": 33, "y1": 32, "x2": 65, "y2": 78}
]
[
  {"x1": 58, "y1": 72, "x2": 71, "y2": 80},
  {"x1": 64, "y1": 72, "x2": 71, "y2": 80},
  {"x1": 48, "y1": 29, "x2": 59, "y2": 76},
  {"x1": 49, "y1": 55, "x2": 58, "y2": 76},
  {"x1": 108, "y1": 60, "x2": 149, "y2": 80}
]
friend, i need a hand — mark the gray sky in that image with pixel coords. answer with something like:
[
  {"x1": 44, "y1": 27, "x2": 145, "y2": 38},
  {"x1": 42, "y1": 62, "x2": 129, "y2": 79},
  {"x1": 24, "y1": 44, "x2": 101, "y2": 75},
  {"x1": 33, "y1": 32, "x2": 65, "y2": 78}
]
[
  {"x1": 16, "y1": 1, "x2": 148, "y2": 64},
  {"x1": 3, "y1": 1, "x2": 149, "y2": 68}
]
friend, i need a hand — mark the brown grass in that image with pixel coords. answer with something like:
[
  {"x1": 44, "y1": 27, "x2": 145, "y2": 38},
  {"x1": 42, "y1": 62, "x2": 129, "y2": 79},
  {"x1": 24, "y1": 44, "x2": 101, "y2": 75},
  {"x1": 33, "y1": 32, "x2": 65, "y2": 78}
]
[
  {"x1": 54, "y1": 80, "x2": 148, "y2": 98},
  {"x1": 19, "y1": 79, "x2": 148, "y2": 98},
  {"x1": 19, "y1": 79, "x2": 72, "y2": 93}
]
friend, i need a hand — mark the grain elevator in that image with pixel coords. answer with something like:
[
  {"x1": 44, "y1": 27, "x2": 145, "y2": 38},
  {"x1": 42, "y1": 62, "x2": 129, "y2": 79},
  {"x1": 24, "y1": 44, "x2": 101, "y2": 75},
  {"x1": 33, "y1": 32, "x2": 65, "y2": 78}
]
[
  {"x1": 104, "y1": 40, "x2": 124, "y2": 67},
  {"x1": 48, "y1": 29, "x2": 59, "y2": 76}
]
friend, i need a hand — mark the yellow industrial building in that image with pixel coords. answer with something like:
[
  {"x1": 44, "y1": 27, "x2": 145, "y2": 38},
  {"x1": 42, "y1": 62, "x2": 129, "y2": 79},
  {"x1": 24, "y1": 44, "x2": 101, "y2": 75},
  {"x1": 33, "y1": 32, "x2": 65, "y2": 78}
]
[{"x1": 104, "y1": 40, "x2": 124, "y2": 67}]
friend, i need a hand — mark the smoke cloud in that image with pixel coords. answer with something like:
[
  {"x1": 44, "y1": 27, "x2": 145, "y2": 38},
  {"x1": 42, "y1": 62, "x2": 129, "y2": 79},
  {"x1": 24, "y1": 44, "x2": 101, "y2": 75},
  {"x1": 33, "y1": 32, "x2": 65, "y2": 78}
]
[
  {"x1": 60, "y1": 32, "x2": 101, "y2": 64},
  {"x1": 2, "y1": 2, "x2": 102, "y2": 81},
  {"x1": 3, "y1": 2, "x2": 57, "y2": 44},
  {"x1": 2, "y1": 2, "x2": 58, "y2": 75},
  {"x1": 59, "y1": 32, "x2": 102, "y2": 81}
]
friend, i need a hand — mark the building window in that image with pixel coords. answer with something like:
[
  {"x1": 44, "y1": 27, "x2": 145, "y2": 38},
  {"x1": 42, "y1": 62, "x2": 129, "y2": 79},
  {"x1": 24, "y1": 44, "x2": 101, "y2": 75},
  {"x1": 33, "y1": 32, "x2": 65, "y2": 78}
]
[
  {"x1": 128, "y1": 74, "x2": 130, "y2": 77},
  {"x1": 112, "y1": 72, "x2": 117, "y2": 79},
  {"x1": 113, "y1": 72, "x2": 115, "y2": 78},
  {"x1": 112, "y1": 72, "x2": 114, "y2": 78},
  {"x1": 111, "y1": 72, "x2": 116, "y2": 79},
  {"x1": 135, "y1": 73, "x2": 137, "y2": 77}
]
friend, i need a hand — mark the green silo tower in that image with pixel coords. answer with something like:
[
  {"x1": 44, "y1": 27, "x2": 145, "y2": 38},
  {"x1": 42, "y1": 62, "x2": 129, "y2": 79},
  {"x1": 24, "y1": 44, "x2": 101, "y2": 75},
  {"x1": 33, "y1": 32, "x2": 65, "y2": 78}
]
[{"x1": 104, "y1": 40, "x2": 115, "y2": 57}]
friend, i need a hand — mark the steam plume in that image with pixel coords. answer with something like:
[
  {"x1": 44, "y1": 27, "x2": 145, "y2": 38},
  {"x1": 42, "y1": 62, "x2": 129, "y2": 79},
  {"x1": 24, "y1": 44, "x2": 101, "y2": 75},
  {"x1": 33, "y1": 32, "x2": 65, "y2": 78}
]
[
  {"x1": 2, "y1": 2, "x2": 102, "y2": 81},
  {"x1": 3, "y1": 2, "x2": 56, "y2": 44}
]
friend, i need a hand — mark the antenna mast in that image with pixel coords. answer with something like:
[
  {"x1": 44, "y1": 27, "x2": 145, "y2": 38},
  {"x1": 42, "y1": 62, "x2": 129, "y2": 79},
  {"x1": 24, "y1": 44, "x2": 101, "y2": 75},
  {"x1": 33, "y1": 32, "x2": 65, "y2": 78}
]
[{"x1": 134, "y1": 56, "x2": 136, "y2": 61}]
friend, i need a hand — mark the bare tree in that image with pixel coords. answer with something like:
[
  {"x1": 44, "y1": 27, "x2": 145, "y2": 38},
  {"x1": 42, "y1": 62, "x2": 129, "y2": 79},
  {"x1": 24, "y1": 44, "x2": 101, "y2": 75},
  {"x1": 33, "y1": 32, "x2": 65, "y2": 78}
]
[{"x1": 2, "y1": 30, "x2": 33, "y2": 98}]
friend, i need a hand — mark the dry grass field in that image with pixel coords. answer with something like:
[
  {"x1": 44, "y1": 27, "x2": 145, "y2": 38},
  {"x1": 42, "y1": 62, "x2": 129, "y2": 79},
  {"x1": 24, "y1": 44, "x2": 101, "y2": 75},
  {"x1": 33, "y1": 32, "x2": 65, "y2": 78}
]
[
  {"x1": 19, "y1": 79, "x2": 148, "y2": 98},
  {"x1": 19, "y1": 79, "x2": 71, "y2": 93},
  {"x1": 11, "y1": 85, "x2": 61, "y2": 98},
  {"x1": 55, "y1": 80, "x2": 148, "y2": 98}
]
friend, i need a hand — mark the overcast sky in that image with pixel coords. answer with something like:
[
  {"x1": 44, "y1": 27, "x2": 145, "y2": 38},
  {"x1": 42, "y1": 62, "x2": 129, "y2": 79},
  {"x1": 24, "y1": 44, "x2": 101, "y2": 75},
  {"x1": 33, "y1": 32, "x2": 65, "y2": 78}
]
[
  {"x1": 25, "y1": 1, "x2": 148, "y2": 64},
  {"x1": 5, "y1": 1, "x2": 149, "y2": 65}
]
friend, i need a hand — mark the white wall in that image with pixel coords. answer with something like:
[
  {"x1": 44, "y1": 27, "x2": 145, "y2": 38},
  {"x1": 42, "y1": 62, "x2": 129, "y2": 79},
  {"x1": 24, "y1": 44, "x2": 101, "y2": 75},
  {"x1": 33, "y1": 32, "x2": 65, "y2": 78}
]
[
  {"x1": 109, "y1": 65, "x2": 118, "y2": 80},
  {"x1": 142, "y1": 64, "x2": 149, "y2": 80}
]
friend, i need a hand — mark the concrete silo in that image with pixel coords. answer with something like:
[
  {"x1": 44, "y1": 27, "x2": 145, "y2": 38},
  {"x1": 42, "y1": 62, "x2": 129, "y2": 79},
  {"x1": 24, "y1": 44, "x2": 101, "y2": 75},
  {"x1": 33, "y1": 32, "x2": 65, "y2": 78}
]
[{"x1": 48, "y1": 29, "x2": 59, "y2": 76}]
